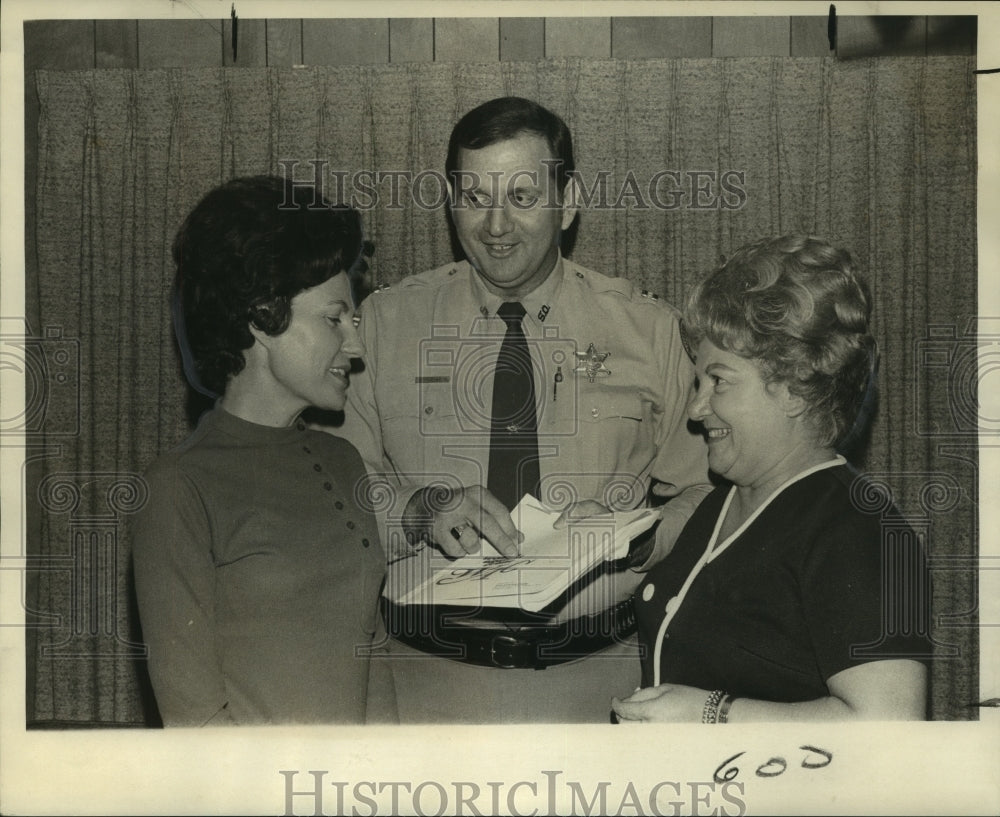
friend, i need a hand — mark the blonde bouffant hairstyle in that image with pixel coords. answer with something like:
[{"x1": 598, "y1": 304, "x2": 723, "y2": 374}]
[{"x1": 683, "y1": 235, "x2": 877, "y2": 449}]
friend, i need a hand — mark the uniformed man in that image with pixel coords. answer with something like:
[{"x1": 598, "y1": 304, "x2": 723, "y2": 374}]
[{"x1": 334, "y1": 96, "x2": 711, "y2": 722}]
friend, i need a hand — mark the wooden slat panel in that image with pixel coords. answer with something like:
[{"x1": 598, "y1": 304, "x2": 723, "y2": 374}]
[
  {"x1": 390, "y1": 18, "x2": 433, "y2": 63},
  {"x1": 25, "y1": 20, "x2": 95, "y2": 70},
  {"x1": 713, "y1": 16, "x2": 790, "y2": 57},
  {"x1": 837, "y1": 15, "x2": 926, "y2": 58},
  {"x1": 137, "y1": 19, "x2": 222, "y2": 68},
  {"x1": 611, "y1": 17, "x2": 712, "y2": 58},
  {"x1": 434, "y1": 18, "x2": 499, "y2": 62},
  {"x1": 302, "y1": 18, "x2": 389, "y2": 64},
  {"x1": 223, "y1": 17, "x2": 266, "y2": 66},
  {"x1": 500, "y1": 17, "x2": 544, "y2": 61},
  {"x1": 266, "y1": 19, "x2": 302, "y2": 66},
  {"x1": 24, "y1": 20, "x2": 95, "y2": 217},
  {"x1": 96, "y1": 20, "x2": 138, "y2": 68},
  {"x1": 546, "y1": 17, "x2": 611, "y2": 59},
  {"x1": 926, "y1": 15, "x2": 976, "y2": 56},
  {"x1": 790, "y1": 16, "x2": 832, "y2": 56}
]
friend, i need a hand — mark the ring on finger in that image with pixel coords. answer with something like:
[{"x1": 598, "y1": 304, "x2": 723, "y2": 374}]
[{"x1": 451, "y1": 522, "x2": 471, "y2": 538}]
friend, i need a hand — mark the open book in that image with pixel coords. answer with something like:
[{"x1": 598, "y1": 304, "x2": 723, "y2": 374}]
[{"x1": 388, "y1": 495, "x2": 660, "y2": 613}]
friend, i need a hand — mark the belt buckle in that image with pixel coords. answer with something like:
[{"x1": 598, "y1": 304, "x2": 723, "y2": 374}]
[{"x1": 490, "y1": 634, "x2": 530, "y2": 669}]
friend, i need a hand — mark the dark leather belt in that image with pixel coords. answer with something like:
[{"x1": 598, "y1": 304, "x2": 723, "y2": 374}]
[{"x1": 382, "y1": 596, "x2": 637, "y2": 670}]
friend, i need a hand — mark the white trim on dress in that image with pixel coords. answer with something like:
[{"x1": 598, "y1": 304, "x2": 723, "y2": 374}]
[{"x1": 651, "y1": 456, "x2": 847, "y2": 687}]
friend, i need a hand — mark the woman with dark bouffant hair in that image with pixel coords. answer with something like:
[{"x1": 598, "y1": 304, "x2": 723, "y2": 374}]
[
  {"x1": 613, "y1": 235, "x2": 931, "y2": 723},
  {"x1": 132, "y1": 175, "x2": 390, "y2": 726}
]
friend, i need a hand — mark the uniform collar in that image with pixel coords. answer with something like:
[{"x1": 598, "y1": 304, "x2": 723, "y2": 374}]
[{"x1": 468, "y1": 254, "x2": 566, "y2": 331}]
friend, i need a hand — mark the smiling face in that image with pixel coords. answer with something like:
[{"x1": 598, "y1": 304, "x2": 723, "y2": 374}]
[
  {"x1": 688, "y1": 338, "x2": 823, "y2": 495},
  {"x1": 448, "y1": 132, "x2": 577, "y2": 299},
  {"x1": 251, "y1": 273, "x2": 364, "y2": 421}
]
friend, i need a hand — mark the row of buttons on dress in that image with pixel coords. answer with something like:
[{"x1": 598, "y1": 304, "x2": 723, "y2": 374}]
[{"x1": 297, "y1": 423, "x2": 371, "y2": 548}]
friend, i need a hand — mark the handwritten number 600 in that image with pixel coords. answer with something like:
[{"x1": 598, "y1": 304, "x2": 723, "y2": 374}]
[{"x1": 713, "y1": 746, "x2": 833, "y2": 783}]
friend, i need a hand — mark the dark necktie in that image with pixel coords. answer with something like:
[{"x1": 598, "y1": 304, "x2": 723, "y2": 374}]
[{"x1": 487, "y1": 302, "x2": 541, "y2": 510}]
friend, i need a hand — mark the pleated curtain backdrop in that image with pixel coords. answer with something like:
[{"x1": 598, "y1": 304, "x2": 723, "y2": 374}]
[{"x1": 27, "y1": 57, "x2": 977, "y2": 725}]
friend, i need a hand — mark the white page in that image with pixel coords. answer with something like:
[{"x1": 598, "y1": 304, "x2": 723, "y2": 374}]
[{"x1": 396, "y1": 495, "x2": 659, "y2": 610}]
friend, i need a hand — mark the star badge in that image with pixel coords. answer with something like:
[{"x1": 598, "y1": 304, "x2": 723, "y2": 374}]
[{"x1": 574, "y1": 343, "x2": 611, "y2": 383}]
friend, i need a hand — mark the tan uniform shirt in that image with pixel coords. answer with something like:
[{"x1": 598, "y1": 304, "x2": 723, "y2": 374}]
[{"x1": 335, "y1": 256, "x2": 711, "y2": 585}]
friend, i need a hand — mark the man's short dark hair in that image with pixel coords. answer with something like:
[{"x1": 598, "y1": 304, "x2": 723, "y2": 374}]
[
  {"x1": 445, "y1": 96, "x2": 575, "y2": 194},
  {"x1": 172, "y1": 175, "x2": 363, "y2": 396}
]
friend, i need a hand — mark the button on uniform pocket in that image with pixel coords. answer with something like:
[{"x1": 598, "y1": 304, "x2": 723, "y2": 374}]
[{"x1": 575, "y1": 389, "x2": 656, "y2": 506}]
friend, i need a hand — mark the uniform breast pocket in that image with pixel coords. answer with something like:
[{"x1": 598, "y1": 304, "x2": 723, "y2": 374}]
[
  {"x1": 577, "y1": 389, "x2": 656, "y2": 492},
  {"x1": 380, "y1": 385, "x2": 428, "y2": 474},
  {"x1": 407, "y1": 386, "x2": 465, "y2": 435},
  {"x1": 380, "y1": 382, "x2": 480, "y2": 480}
]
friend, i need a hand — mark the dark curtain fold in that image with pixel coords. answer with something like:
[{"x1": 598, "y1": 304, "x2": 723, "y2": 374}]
[{"x1": 28, "y1": 57, "x2": 977, "y2": 725}]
